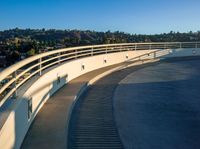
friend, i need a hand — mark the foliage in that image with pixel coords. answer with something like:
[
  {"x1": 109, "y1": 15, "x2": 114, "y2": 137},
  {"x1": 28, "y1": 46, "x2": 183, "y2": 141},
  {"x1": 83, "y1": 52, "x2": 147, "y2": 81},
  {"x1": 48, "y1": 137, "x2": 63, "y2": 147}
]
[{"x1": 0, "y1": 28, "x2": 200, "y2": 67}]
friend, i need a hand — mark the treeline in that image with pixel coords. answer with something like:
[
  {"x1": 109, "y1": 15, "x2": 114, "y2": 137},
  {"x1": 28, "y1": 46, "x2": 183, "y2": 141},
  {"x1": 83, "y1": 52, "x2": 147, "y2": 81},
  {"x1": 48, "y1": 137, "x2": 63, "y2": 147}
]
[
  {"x1": 0, "y1": 28, "x2": 200, "y2": 46},
  {"x1": 0, "y1": 28, "x2": 200, "y2": 67}
]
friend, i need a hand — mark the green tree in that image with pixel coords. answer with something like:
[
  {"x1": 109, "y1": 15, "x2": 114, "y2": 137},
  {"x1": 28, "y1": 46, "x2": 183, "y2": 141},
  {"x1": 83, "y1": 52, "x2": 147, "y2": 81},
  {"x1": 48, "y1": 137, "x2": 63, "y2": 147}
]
[{"x1": 27, "y1": 48, "x2": 35, "y2": 56}]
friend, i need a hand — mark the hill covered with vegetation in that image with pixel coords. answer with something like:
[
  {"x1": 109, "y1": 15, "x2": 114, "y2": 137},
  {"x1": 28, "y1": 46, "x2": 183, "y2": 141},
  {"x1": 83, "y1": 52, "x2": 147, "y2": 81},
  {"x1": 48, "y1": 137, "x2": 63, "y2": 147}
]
[{"x1": 0, "y1": 28, "x2": 200, "y2": 67}]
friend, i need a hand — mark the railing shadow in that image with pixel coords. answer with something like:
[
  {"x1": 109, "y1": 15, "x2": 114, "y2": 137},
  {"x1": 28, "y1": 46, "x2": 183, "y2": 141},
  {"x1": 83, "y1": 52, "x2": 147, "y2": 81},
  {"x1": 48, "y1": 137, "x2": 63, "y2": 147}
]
[{"x1": 9, "y1": 75, "x2": 67, "y2": 149}]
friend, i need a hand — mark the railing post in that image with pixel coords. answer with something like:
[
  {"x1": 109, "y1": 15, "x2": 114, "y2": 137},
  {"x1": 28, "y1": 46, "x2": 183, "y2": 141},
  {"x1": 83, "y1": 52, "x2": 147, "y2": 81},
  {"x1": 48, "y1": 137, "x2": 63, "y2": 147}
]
[
  {"x1": 196, "y1": 42, "x2": 198, "y2": 49},
  {"x1": 135, "y1": 44, "x2": 137, "y2": 51},
  {"x1": 164, "y1": 44, "x2": 167, "y2": 49},
  {"x1": 91, "y1": 47, "x2": 93, "y2": 56},
  {"x1": 149, "y1": 44, "x2": 152, "y2": 50},
  {"x1": 58, "y1": 52, "x2": 61, "y2": 64},
  {"x1": 13, "y1": 71, "x2": 17, "y2": 98},
  {"x1": 75, "y1": 49, "x2": 78, "y2": 59},
  {"x1": 105, "y1": 47, "x2": 108, "y2": 54},
  {"x1": 39, "y1": 58, "x2": 42, "y2": 76},
  {"x1": 180, "y1": 42, "x2": 182, "y2": 48}
]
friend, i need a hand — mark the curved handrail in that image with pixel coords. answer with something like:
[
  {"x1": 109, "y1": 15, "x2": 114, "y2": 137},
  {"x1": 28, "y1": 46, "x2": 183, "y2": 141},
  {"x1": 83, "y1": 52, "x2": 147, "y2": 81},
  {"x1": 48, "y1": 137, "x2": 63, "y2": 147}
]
[{"x1": 0, "y1": 42, "x2": 199, "y2": 106}]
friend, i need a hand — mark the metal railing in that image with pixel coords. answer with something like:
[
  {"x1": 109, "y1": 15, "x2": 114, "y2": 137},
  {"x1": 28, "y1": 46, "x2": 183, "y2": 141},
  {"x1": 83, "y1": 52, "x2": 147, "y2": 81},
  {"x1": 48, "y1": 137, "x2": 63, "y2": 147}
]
[{"x1": 0, "y1": 42, "x2": 199, "y2": 106}]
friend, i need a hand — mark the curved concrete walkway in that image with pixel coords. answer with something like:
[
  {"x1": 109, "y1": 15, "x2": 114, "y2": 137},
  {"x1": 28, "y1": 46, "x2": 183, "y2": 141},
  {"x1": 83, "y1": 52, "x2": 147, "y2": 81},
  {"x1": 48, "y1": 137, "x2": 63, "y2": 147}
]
[
  {"x1": 21, "y1": 60, "x2": 154, "y2": 149},
  {"x1": 68, "y1": 62, "x2": 158, "y2": 149},
  {"x1": 22, "y1": 57, "x2": 200, "y2": 149},
  {"x1": 21, "y1": 63, "x2": 125, "y2": 149},
  {"x1": 114, "y1": 58, "x2": 200, "y2": 149}
]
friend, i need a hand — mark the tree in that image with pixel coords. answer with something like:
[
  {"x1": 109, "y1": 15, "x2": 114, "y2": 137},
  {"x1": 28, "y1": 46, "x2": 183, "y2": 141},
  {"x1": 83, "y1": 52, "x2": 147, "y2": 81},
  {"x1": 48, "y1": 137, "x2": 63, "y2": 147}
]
[
  {"x1": 6, "y1": 50, "x2": 20, "y2": 65},
  {"x1": 27, "y1": 48, "x2": 35, "y2": 56}
]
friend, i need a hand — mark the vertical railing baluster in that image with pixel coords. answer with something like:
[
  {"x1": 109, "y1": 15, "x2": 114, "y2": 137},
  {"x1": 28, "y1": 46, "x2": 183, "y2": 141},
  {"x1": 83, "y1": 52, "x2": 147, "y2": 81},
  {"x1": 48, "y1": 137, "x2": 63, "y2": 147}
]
[
  {"x1": 58, "y1": 52, "x2": 61, "y2": 64},
  {"x1": 164, "y1": 43, "x2": 167, "y2": 49},
  {"x1": 75, "y1": 49, "x2": 78, "y2": 59},
  {"x1": 91, "y1": 47, "x2": 93, "y2": 56},
  {"x1": 13, "y1": 71, "x2": 17, "y2": 98},
  {"x1": 39, "y1": 58, "x2": 42, "y2": 76}
]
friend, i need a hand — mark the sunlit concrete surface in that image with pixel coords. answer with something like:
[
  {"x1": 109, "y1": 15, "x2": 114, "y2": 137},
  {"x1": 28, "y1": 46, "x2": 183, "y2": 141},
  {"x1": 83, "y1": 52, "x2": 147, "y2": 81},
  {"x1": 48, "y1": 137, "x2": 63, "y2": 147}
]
[
  {"x1": 21, "y1": 61, "x2": 146, "y2": 149},
  {"x1": 114, "y1": 58, "x2": 200, "y2": 149},
  {"x1": 1, "y1": 43, "x2": 200, "y2": 149},
  {"x1": 68, "y1": 61, "x2": 159, "y2": 149}
]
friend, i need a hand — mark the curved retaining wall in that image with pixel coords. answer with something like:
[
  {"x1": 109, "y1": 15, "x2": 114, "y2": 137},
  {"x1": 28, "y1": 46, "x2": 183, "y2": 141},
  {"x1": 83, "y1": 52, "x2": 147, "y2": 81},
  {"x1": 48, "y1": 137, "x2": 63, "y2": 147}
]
[
  {"x1": 0, "y1": 50, "x2": 155, "y2": 149},
  {"x1": 1, "y1": 47, "x2": 200, "y2": 149}
]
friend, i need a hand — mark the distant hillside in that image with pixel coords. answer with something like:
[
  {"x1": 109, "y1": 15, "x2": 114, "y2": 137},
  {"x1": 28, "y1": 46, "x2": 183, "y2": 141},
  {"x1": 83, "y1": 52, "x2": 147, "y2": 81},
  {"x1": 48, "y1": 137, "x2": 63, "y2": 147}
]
[
  {"x1": 0, "y1": 28, "x2": 200, "y2": 45},
  {"x1": 0, "y1": 28, "x2": 200, "y2": 67}
]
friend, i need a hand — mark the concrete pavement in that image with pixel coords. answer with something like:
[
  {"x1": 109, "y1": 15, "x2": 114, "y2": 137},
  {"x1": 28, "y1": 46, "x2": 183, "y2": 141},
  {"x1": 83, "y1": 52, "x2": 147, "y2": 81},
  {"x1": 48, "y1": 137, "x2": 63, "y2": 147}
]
[
  {"x1": 21, "y1": 60, "x2": 150, "y2": 149},
  {"x1": 22, "y1": 57, "x2": 200, "y2": 149},
  {"x1": 114, "y1": 58, "x2": 200, "y2": 149}
]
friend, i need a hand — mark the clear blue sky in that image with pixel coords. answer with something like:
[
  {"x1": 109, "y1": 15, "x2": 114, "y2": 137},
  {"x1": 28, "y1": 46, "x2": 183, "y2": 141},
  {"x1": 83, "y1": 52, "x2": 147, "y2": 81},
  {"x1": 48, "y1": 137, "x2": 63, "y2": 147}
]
[{"x1": 0, "y1": 0, "x2": 200, "y2": 34}]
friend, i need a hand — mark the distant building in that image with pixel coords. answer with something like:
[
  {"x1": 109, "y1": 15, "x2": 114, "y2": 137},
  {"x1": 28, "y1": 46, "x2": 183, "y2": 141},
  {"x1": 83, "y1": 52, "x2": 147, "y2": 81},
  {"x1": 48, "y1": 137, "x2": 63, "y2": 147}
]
[
  {"x1": 55, "y1": 44, "x2": 65, "y2": 49},
  {"x1": 20, "y1": 53, "x2": 27, "y2": 60}
]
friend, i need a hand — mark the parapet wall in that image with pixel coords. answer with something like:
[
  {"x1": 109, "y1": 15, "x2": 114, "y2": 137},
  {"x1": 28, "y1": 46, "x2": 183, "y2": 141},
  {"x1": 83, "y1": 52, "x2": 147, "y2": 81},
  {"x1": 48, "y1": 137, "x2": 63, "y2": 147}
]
[{"x1": 0, "y1": 50, "x2": 155, "y2": 149}]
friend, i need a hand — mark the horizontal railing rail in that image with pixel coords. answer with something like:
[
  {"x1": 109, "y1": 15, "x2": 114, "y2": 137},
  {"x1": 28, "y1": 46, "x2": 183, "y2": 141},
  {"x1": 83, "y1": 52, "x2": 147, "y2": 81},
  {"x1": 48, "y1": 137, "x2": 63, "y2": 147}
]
[{"x1": 0, "y1": 42, "x2": 199, "y2": 106}]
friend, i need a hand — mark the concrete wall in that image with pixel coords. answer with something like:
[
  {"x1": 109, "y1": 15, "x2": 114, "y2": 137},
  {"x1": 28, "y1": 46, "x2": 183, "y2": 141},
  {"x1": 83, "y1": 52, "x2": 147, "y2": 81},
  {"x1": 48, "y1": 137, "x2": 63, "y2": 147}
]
[
  {"x1": 0, "y1": 50, "x2": 156, "y2": 149},
  {"x1": 1, "y1": 48, "x2": 200, "y2": 149}
]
